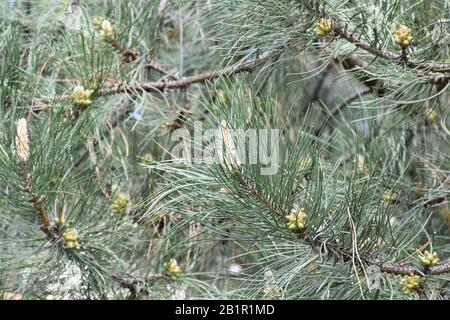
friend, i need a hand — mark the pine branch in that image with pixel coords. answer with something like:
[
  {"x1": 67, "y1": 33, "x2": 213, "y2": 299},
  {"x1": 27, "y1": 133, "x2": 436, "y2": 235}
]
[
  {"x1": 299, "y1": 2, "x2": 450, "y2": 88},
  {"x1": 234, "y1": 170, "x2": 450, "y2": 276},
  {"x1": 14, "y1": 119, "x2": 53, "y2": 237},
  {"x1": 377, "y1": 260, "x2": 450, "y2": 276},
  {"x1": 18, "y1": 161, "x2": 52, "y2": 233},
  {"x1": 98, "y1": 53, "x2": 270, "y2": 96},
  {"x1": 30, "y1": 51, "x2": 272, "y2": 112},
  {"x1": 331, "y1": 24, "x2": 450, "y2": 75},
  {"x1": 144, "y1": 60, "x2": 181, "y2": 80},
  {"x1": 110, "y1": 272, "x2": 167, "y2": 298}
]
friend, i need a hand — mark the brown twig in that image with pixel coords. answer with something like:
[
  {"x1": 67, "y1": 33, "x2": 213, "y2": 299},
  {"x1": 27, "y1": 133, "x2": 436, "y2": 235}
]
[
  {"x1": 145, "y1": 60, "x2": 180, "y2": 80},
  {"x1": 110, "y1": 272, "x2": 166, "y2": 298},
  {"x1": 377, "y1": 260, "x2": 450, "y2": 276},
  {"x1": 98, "y1": 54, "x2": 268, "y2": 96},
  {"x1": 18, "y1": 161, "x2": 52, "y2": 236}
]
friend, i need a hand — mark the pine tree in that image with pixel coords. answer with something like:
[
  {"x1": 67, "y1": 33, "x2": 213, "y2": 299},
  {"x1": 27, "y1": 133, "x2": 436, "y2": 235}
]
[{"x1": 0, "y1": 0, "x2": 448, "y2": 300}]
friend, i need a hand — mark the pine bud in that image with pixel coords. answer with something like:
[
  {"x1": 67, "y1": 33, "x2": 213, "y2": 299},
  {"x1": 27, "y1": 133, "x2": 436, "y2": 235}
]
[
  {"x1": 218, "y1": 187, "x2": 229, "y2": 193},
  {"x1": 111, "y1": 193, "x2": 130, "y2": 214},
  {"x1": 98, "y1": 19, "x2": 116, "y2": 41},
  {"x1": 165, "y1": 258, "x2": 181, "y2": 277},
  {"x1": 382, "y1": 190, "x2": 398, "y2": 205},
  {"x1": 15, "y1": 118, "x2": 30, "y2": 162},
  {"x1": 71, "y1": 85, "x2": 94, "y2": 108},
  {"x1": 419, "y1": 250, "x2": 439, "y2": 266},
  {"x1": 264, "y1": 269, "x2": 274, "y2": 278},
  {"x1": 63, "y1": 229, "x2": 81, "y2": 249},
  {"x1": 93, "y1": 16, "x2": 103, "y2": 31},
  {"x1": 394, "y1": 25, "x2": 413, "y2": 48},
  {"x1": 55, "y1": 216, "x2": 66, "y2": 226},
  {"x1": 355, "y1": 154, "x2": 367, "y2": 175},
  {"x1": 142, "y1": 153, "x2": 154, "y2": 163},
  {"x1": 400, "y1": 274, "x2": 420, "y2": 294},
  {"x1": 424, "y1": 108, "x2": 438, "y2": 123},
  {"x1": 285, "y1": 207, "x2": 307, "y2": 231},
  {"x1": 360, "y1": 237, "x2": 382, "y2": 250},
  {"x1": 314, "y1": 19, "x2": 332, "y2": 37},
  {"x1": 262, "y1": 285, "x2": 281, "y2": 297},
  {"x1": 216, "y1": 90, "x2": 228, "y2": 104},
  {"x1": 298, "y1": 155, "x2": 313, "y2": 172},
  {"x1": 262, "y1": 268, "x2": 281, "y2": 297}
]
